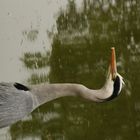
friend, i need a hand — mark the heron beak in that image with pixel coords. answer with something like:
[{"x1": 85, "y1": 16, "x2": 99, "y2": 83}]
[{"x1": 110, "y1": 47, "x2": 117, "y2": 80}]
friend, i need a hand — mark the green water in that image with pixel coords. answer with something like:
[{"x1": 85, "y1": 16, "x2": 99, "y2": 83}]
[{"x1": 1, "y1": 0, "x2": 140, "y2": 140}]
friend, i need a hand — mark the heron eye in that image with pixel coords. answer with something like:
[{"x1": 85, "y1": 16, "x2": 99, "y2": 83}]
[
  {"x1": 14, "y1": 83, "x2": 30, "y2": 91},
  {"x1": 112, "y1": 78, "x2": 115, "y2": 82}
]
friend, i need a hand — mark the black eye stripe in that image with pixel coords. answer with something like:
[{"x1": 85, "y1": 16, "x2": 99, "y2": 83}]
[
  {"x1": 105, "y1": 76, "x2": 120, "y2": 101},
  {"x1": 14, "y1": 83, "x2": 30, "y2": 91},
  {"x1": 113, "y1": 76, "x2": 120, "y2": 95}
]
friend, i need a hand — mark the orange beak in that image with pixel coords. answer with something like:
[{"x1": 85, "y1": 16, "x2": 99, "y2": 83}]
[{"x1": 110, "y1": 47, "x2": 117, "y2": 80}]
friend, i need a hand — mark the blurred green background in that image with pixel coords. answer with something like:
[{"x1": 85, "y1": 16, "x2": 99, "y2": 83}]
[{"x1": 1, "y1": 0, "x2": 140, "y2": 140}]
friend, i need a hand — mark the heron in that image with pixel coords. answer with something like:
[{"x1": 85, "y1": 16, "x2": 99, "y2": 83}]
[{"x1": 0, "y1": 48, "x2": 124, "y2": 128}]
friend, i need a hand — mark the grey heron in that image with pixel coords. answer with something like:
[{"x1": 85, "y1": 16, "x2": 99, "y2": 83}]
[{"x1": 0, "y1": 48, "x2": 124, "y2": 128}]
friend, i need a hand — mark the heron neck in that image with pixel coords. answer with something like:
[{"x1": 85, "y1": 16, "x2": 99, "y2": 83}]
[{"x1": 31, "y1": 83, "x2": 111, "y2": 108}]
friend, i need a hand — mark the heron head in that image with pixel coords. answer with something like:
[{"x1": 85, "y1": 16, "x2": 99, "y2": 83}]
[
  {"x1": 110, "y1": 47, "x2": 124, "y2": 88},
  {"x1": 105, "y1": 48, "x2": 124, "y2": 101}
]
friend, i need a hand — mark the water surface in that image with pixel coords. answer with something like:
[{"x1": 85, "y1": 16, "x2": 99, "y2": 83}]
[{"x1": 0, "y1": 0, "x2": 140, "y2": 140}]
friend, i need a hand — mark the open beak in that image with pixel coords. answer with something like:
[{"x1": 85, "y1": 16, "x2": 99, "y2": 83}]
[{"x1": 110, "y1": 47, "x2": 117, "y2": 80}]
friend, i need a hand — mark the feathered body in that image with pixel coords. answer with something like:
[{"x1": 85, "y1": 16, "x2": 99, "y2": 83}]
[
  {"x1": 0, "y1": 73, "x2": 123, "y2": 128},
  {"x1": 0, "y1": 83, "x2": 33, "y2": 128}
]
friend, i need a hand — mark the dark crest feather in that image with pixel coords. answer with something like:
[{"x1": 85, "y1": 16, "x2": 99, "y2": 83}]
[
  {"x1": 14, "y1": 83, "x2": 30, "y2": 91},
  {"x1": 105, "y1": 76, "x2": 120, "y2": 101}
]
